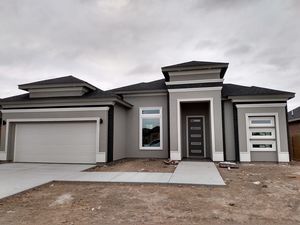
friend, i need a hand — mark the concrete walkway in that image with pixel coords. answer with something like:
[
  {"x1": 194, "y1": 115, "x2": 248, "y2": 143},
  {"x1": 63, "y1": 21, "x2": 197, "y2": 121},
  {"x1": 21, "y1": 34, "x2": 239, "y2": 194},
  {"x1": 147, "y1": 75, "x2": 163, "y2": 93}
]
[
  {"x1": 0, "y1": 161, "x2": 224, "y2": 199},
  {"x1": 169, "y1": 161, "x2": 225, "y2": 185}
]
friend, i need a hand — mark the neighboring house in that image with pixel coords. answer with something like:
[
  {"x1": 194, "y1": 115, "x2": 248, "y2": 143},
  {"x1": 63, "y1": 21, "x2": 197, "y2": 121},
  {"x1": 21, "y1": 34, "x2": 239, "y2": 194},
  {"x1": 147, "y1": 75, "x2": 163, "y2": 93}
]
[
  {"x1": 288, "y1": 107, "x2": 300, "y2": 160},
  {"x1": 0, "y1": 61, "x2": 295, "y2": 164}
]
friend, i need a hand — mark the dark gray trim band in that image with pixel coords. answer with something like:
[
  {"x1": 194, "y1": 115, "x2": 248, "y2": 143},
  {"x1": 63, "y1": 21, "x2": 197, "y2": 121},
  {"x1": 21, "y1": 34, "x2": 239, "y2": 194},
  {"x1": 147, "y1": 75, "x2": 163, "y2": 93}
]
[
  {"x1": 221, "y1": 101, "x2": 227, "y2": 161},
  {"x1": 233, "y1": 103, "x2": 240, "y2": 162},
  {"x1": 107, "y1": 106, "x2": 114, "y2": 162},
  {"x1": 167, "y1": 82, "x2": 223, "y2": 89}
]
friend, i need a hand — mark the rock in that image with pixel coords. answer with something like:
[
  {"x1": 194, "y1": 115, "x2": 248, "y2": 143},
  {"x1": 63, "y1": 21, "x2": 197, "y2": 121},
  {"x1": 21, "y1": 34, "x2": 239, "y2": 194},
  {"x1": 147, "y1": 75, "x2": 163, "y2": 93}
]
[
  {"x1": 7, "y1": 210, "x2": 15, "y2": 214},
  {"x1": 229, "y1": 203, "x2": 235, "y2": 206},
  {"x1": 253, "y1": 181, "x2": 261, "y2": 185}
]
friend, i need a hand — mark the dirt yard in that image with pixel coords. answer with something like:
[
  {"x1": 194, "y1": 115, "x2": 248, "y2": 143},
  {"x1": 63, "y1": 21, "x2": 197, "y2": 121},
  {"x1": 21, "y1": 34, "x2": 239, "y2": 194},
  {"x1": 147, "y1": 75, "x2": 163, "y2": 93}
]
[
  {"x1": 86, "y1": 158, "x2": 177, "y2": 173},
  {"x1": 0, "y1": 163, "x2": 300, "y2": 225}
]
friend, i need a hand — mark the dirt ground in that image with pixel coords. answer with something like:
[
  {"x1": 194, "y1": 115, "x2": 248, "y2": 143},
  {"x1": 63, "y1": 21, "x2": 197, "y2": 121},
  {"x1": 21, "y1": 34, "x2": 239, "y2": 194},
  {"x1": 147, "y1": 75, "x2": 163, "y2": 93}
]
[
  {"x1": 0, "y1": 163, "x2": 300, "y2": 225},
  {"x1": 86, "y1": 158, "x2": 177, "y2": 173}
]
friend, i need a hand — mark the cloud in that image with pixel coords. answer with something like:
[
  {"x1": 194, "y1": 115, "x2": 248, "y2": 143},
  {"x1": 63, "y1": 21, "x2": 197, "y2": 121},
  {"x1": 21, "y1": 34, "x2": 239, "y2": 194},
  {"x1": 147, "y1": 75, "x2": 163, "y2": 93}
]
[{"x1": 0, "y1": 0, "x2": 299, "y2": 110}]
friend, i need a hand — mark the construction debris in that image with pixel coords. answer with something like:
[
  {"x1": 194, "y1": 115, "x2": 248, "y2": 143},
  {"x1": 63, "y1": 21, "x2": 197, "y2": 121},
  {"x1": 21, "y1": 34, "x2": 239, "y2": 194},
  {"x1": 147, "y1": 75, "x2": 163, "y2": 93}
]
[
  {"x1": 218, "y1": 162, "x2": 239, "y2": 169},
  {"x1": 163, "y1": 159, "x2": 179, "y2": 165}
]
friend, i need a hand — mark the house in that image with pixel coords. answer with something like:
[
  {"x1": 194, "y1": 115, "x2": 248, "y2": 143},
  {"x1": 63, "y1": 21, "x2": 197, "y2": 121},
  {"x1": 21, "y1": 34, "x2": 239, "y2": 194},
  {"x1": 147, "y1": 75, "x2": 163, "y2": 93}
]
[
  {"x1": 0, "y1": 61, "x2": 295, "y2": 164},
  {"x1": 288, "y1": 107, "x2": 300, "y2": 160}
]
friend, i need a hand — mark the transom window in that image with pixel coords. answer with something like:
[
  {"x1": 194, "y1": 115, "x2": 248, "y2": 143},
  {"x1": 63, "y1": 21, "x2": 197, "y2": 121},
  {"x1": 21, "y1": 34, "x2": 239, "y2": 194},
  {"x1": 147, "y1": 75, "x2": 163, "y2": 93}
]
[
  {"x1": 139, "y1": 107, "x2": 162, "y2": 150},
  {"x1": 249, "y1": 117, "x2": 275, "y2": 127}
]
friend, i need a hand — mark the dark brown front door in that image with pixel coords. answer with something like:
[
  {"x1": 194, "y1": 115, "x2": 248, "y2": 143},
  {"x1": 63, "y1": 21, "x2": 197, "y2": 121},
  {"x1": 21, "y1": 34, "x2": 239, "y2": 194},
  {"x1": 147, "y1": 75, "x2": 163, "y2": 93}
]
[{"x1": 187, "y1": 116, "x2": 205, "y2": 157}]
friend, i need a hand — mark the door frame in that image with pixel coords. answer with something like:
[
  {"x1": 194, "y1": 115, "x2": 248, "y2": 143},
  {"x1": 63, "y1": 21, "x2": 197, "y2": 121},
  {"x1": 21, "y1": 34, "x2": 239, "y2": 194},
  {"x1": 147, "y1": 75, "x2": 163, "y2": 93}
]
[{"x1": 186, "y1": 115, "x2": 206, "y2": 158}]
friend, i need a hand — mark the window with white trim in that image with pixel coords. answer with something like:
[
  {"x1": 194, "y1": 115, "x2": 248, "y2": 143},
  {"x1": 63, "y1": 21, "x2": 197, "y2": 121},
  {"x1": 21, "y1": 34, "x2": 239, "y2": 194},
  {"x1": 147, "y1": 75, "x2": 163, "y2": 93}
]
[
  {"x1": 248, "y1": 116, "x2": 277, "y2": 152},
  {"x1": 249, "y1": 116, "x2": 275, "y2": 127},
  {"x1": 139, "y1": 107, "x2": 162, "y2": 150}
]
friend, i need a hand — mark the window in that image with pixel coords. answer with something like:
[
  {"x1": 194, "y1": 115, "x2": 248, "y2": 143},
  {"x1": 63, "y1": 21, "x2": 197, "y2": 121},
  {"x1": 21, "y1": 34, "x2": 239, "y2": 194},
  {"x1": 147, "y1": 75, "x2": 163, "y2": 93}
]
[
  {"x1": 139, "y1": 107, "x2": 162, "y2": 150},
  {"x1": 247, "y1": 116, "x2": 277, "y2": 152},
  {"x1": 250, "y1": 128, "x2": 275, "y2": 139},
  {"x1": 250, "y1": 140, "x2": 276, "y2": 151},
  {"x1": 249, "y1": 117, "x2": 274, "y2": 127}
]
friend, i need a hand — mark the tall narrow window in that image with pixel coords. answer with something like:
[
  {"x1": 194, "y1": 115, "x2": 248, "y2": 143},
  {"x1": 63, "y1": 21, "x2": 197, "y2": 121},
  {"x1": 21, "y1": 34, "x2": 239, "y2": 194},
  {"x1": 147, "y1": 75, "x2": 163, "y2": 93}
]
[{"x1": 139, "y1": 107, "x2": 162, "y2": 150}]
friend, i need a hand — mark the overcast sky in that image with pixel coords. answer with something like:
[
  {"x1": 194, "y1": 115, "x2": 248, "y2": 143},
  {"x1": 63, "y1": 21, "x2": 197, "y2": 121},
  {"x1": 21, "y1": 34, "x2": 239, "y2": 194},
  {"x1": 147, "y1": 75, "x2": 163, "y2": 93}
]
[{"x1": 0, "y1": 0, "x2": 299, "y2": 110}]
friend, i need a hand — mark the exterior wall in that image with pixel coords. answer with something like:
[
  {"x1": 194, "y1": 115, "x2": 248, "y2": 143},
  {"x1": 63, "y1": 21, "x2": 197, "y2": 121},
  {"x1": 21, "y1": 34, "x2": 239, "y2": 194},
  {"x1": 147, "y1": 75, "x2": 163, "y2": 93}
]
[
  {"x1": 289, "y1": 121, "x2": 300, "y2": 137},
  {"x1": 169, "y1": 89, "x2": 224, "y2": 161},
  {"x1": 168, "y1": 70, "x2": 221, "y2": 82},
  {"x1": 0, "y1": 109, "x2": 109, "y2": 162},
  {"x1": 122, "y1": 94, "x2": 169, "y2": 158},
  {"x1": 289, "y1": 121, "x2": 300, "y2": 161},
  {"x1": 223, "y1": 100, "x2": 236, "y2": 161},
  {"x1": 180, "y1": 102, "x2": 210, "y2": 158},
  {"x1": 170, "y1": 74, "x2": 220, "y2": 82},
  {"x1": 237, "y1": 105, "x2": 289, "y2": 162},
  {"x1": 29, "y1": 89, "x2": 87, "y2": 98},
  {"x1": 113, "y1": 104, "x2": 128, "y2": 160}
]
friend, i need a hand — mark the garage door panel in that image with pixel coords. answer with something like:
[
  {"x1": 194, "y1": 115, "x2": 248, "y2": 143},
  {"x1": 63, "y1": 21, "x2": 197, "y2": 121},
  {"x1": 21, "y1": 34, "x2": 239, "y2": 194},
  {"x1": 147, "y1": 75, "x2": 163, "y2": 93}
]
[{"x1": 14, "y1": 122, "x2": 96, "y2": 163}]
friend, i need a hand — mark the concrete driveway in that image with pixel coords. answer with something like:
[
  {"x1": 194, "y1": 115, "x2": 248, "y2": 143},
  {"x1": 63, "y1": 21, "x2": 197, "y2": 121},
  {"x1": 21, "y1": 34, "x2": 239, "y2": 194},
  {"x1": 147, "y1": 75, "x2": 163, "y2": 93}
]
[
  {"x1": 0, "y1": 163, "x2": 92, "y2": 199},
  {"x1": 0, "y1": 161, "x2": 225, "y2": 199}
]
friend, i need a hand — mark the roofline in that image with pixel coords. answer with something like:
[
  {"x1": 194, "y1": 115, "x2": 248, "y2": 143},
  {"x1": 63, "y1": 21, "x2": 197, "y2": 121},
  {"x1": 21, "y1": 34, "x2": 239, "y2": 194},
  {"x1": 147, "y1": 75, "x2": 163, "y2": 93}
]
[
  {"x1": 288, "y1": 118, "x2": 300, "y2": 123},
  {"x1": 226, "y1": 93, "x2": 295, "y2": 100},
  {"x1": 19, "y1": 82, "x2": 97, "y2": 91},
  {"x1": 111, "y1": 89, "x2": 168, "y2": 95},
  {"x1": 0, "y1": 96, "x2": 133, "y2": 109},
  {"x1": 161, "y1": 63, "x2": 229, "y2": 80}
]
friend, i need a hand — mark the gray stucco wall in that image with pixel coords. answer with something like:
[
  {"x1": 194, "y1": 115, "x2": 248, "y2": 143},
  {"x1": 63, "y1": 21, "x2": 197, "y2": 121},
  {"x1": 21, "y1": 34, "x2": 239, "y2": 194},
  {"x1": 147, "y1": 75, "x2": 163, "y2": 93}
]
[
  {"x1": 113, "y1": 104, "x2": 128, "y2": 160},
  {"x1": 237, "y1": 105, "x2": 288, "y2": 162},
  {"x1": 223, "y1": 100, "x2": 236, "y2": 161},
  {"x1": 169, "y1": 90, "x2": 224, "y2": 159},
  {"x1": 168, "y1": 70, "x2": 221, "y2": 82},
  {"x1": 170, "y1": 73, "x2": 220, "y2": 82},
  {"x1": 180, "y1": 102, "x2": 211, "y2": 158},
  {"x1": 122, "y1": 94, "x2": 169, "y2": 158},
  {"x1": 0, "y1": 109, "x2": 109, "y2": 160}
]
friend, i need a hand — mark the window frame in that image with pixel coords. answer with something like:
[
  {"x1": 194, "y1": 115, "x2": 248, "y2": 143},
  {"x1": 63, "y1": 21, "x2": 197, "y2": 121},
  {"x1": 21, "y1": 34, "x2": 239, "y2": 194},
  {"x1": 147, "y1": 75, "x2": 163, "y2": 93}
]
[
  {"x1": 247, "y1": 115, "x2": 277, "y2": 153},
  {"x1": 139, "y1": 107, "x2": 163, "y2": 150}
]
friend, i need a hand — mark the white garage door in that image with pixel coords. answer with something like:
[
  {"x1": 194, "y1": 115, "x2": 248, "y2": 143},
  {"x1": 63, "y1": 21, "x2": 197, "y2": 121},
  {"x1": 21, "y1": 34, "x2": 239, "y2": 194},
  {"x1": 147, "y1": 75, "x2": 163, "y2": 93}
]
[{"x1": 14, "y1": 121, "x2": 97, "y2": 163}]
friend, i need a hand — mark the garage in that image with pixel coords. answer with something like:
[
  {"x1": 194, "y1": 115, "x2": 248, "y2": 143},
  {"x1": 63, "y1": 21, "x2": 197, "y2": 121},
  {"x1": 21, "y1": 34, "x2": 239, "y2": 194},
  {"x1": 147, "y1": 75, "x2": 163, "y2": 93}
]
[{"x1": 14, "y1": 121, "x2": 97, "y2": 164}]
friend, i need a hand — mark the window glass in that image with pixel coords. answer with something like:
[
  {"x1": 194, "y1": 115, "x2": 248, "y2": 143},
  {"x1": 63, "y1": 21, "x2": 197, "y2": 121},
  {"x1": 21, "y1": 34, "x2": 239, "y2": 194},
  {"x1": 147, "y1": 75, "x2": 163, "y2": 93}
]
[
  {"x1": 251, "y1": 120, "x2": 271, "y2": 124},
  {"x1": 249, "y1": 116, "x2": 275, "y2": 127},
  {"x1": 252, "y1": 132, "x2": 272, "y2": 136},
  {"x1": 142, "y1": 109, "x2": 160, "y2": 114},
  {"x1": 252, "y1": 144, "x2": 272, "y2": 148},
  {"x1": 142, "y1": 118, "x2": 160, "y2": 147}
]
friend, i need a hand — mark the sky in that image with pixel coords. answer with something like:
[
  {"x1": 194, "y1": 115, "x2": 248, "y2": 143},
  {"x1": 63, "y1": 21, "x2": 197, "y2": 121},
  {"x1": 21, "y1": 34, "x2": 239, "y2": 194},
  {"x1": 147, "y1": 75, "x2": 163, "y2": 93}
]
[{"x1": 0, "y1": 0, "x2": 299, "y2": 110}]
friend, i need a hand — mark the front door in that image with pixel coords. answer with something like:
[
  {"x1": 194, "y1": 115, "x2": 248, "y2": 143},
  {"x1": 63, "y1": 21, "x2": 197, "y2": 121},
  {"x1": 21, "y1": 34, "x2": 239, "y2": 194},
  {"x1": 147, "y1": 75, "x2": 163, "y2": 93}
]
[{"x1": 187, "y1": 116, "x2": 205, "y2": 157}]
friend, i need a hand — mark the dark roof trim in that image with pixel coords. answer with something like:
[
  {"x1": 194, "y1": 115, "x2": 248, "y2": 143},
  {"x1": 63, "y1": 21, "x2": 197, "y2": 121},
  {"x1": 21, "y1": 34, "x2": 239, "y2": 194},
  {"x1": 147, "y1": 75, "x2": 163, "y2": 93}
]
[
  {"x1": 167, "y1": 82, "x2": 223, "y2": 89},
  {"x1": 222, "y1": 83, "x2": 295, "y2": 99},
  {"x1": 19, "y1": 75, "x2": 97, "y2": 91},
  {"x1": 108, "y1": 79, "x2": 167, "y2": 94},
  {"x1": 0, "y1": 96, "x2": 132, "y2": 109},
  {"x1": 288, "y1": 106, "x2": 300, "y2": 121},
  {"x1": 161, "y1": 61, "x2": 229, "y2": 80}
]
